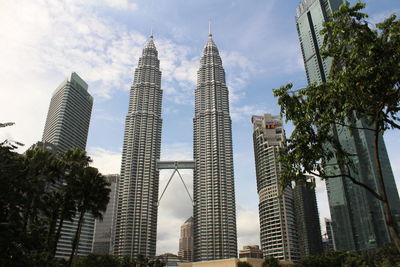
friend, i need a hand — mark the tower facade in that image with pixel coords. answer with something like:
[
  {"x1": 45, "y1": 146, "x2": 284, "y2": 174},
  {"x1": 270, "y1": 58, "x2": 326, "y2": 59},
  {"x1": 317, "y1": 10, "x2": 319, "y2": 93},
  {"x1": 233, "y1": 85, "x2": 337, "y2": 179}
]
[
  {"x1": 93, "y1": 174, "x2": 119, "y2": 254},
  {"x1": 178, "y1": 217, "x2": 194, "y2": 262},
  {"x1": 252, "y1": 114, "x2": 299, "y2": 262},
  {"x1": 42, "y1": 72, "x2": 93, "y2": 153},
  {"x1": 193, "y1": 33, "x2": 237, "y2": 261},
  {"x1": 293, "y1": 179, "x2": 323, "y2": 258},
  {"x1": 114, "y1": 36, "x2": 162, "y2": 258},
  {"x1": 296, "y1": 0, "x2": 400, "y2": 252},
  {"x1": 42, "y1": 72, "x2": 94, "y2": 257}
]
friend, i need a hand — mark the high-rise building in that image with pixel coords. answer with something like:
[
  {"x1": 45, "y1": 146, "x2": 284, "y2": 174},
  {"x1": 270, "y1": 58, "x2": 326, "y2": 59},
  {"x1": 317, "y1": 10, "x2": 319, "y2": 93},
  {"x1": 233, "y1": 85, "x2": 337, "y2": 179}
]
[
  {"x1": 42, "y1": 72, "x2": 94, "y2": 257},
  {"x1": 238, "y1": 245, "x2": 263, "y2": 259},
  {"x1": 193, "y1": 32, "x2": 237, "y2": 261},
  {"x1": 251, "y1": 114, "x2": 299, "y2": 262},
  {"x1": 323, "y1": 218, "x2": 336, "y2": 252},
  {"x1": 93, "y1": 174, "x2": 119, "y2": 254},
  {"x1": 293, "y1": 179, "x2": 323, "y2": 258},
  {"x1": 178, "y1": 217, "x2": 194, "y2": 262},
  {"x1": 42, "y1": 72, "x2": 93, "y2": 154},
  {"x1": 114, "y1": 35, "x2": 162, "y2": 258},
  {"x1": 296, "y1": 0, "x2": 400, "y2": 252}
]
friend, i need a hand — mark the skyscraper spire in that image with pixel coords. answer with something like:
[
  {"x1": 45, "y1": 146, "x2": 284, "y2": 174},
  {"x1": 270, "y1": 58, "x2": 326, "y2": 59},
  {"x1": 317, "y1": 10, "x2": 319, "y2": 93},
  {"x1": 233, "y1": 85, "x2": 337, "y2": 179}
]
[
  {"x1": 114, "y1": 35, "x2": 162, "y2": 259},
  {"x1": 193, "y1": 33, "x2": 237, "y2": 261},
  {"x1": 208, "y1": 20, "x2": 212, "y2": 37}
]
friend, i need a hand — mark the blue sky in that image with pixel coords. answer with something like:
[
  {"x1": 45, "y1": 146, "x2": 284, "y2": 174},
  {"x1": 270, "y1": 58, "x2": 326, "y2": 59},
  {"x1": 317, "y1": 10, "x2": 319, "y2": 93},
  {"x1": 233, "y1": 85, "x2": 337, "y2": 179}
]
[{"x1": 0, "y1": 0, "x2": 399, "y2": 255}]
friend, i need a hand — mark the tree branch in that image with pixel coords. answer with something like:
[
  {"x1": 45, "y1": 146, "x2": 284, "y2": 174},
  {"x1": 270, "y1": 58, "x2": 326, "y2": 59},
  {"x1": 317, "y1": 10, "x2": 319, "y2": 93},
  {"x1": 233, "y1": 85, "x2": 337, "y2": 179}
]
[
  {"x1": 384, "y1": 118, "x2": 400, "y2": 129},
  {"x1": 333, "y1": 120, "x2": 375, "y2": 131},
  {"x1": 309, "y1": 171, "x2": 383, "y2": 201}
]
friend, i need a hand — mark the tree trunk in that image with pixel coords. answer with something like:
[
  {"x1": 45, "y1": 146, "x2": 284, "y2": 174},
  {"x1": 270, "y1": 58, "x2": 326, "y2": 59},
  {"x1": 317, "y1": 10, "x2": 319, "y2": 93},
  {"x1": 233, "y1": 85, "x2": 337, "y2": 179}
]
[
  {"x1": 46, "y1": 208, "x2": 59, "y2": 253},
  {"x1": 373, "y1": 126, "x2": 400, "y2": 253},
  {"x1": 68, "y1": 209, "x2": 85, "y2": 267},
  {"x1": 52, "y1": 205, "x2": 67, "y2": 257}
]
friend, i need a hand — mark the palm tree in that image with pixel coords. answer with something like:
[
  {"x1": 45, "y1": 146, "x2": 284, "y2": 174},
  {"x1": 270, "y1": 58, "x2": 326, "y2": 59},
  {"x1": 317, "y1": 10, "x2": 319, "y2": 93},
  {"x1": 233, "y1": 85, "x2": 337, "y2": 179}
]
[
  {"x1": 52, "y1": 148, "x2": 92, "y2": 256},
  {"x1": 67, "y1": 166, "x2": 110, "y2": 266}
]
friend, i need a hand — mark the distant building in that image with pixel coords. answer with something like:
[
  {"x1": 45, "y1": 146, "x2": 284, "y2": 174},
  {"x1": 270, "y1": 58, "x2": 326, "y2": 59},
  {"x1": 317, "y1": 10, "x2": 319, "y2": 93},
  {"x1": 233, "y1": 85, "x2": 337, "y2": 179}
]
[
  {"x1": 92, "y1": 174, "x2": 119, "y2": 254},
  {"x1": 178, "y1": 258, "x2": 274, "y2": 267},
  {"x1": 178, "y1": 217, "x2": 193, "y2": 262},
  {"x1": 323, "y1": 218, "x2": 336, "y2": 252},
  {"x1": 239, "y1": 245, "x2": 263, "y2": 259},
  {"x1": 252, "y1": 114, "x2": 299, "y2": 262},
  {"x1": 296, "y1": 0, "x2": 400, "y2": 252},
  {"x1": 157, "y1": 253, "x2": 183, "y2": 267},
  {"x1": 293, "y1": 179, "x2": 323, "y2": 258},
  {"x1": 42, "y1": 72, "x2": 94, "y2": 258}
]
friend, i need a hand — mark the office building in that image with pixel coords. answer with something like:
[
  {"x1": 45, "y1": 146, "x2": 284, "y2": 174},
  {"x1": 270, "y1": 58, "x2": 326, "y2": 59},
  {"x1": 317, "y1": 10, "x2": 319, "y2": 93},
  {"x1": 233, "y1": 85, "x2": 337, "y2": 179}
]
[
  {"x1": 296, "y1": 0, "x2": 400, "y2": 251},
  {"x1": 239, "y1": 245, "x2": 263, "y2": 259},
  {"x1": 293, "y1": 179, "x2": 323, "y2": 258},
  {"x1": 42, "y1": 72, "x2": 93, "y2": 153},
  {"x1": 42, "y1": 72, "x2": 94, "y2": 257},
  {"x1": 193, "y1": 31, "x2": 237, "y2": 261},
  {"x1": 93, "y1": 174, "x2": 119, "y2": 254},
  {"x1": 252, "y1": 114, "x2": 299, "y2": 262},
  {"x1": 114, "y1": 35, "x2": 162, "y2": 258},
  {"x1": 178, "y1": 217, "x2": 194, "y2": 262}
]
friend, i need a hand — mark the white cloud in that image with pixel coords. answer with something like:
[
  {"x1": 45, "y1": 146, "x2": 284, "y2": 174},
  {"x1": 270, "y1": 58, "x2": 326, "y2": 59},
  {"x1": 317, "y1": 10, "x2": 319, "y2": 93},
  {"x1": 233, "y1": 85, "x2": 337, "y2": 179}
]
[
  {"x1": 231, "y1": 104, "x2": 272, "y2": 122},
  {"x1": 88, "y1": 147, "x2": 122, "y2": 174},
  {"x1": 369, "y1": 8, "x2": 400, "y2": 25},
  {"x1": 0, "y1": 0, "x2": 207, "y2": 151},
  {"x1": 237, "y1": 206, "x2": 260, "y2": 249},
  {"x1": 221, "y1": 51, "x2": 257, "y2": 104},
  {"x1": 103, "y1": 0, "x2": 139, "y2": 10},
  {"x1": 157, "y1": 142, "x2": 194, "y2": 254}
]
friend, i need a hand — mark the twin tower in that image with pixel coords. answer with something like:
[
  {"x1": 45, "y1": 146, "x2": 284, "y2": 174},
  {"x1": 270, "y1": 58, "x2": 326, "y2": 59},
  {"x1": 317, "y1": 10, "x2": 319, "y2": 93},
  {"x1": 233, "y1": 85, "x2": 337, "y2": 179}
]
[{"x1": 114, "y1": 33, "x2": 237, "y2": 261}]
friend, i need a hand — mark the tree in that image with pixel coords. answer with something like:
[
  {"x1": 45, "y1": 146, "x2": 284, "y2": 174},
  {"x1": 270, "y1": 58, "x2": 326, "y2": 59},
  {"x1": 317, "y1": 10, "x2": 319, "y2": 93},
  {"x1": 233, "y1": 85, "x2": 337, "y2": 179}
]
[
  {"x1": 0, "y1": 143, "x2": 67, "y2": 266},
  {"x1": 52, "y1": 148, "x2": 91, "y2": 256},
  {"x1": 238, "y1": 262, "x2": 253, "y2": 267},
  {"x1": 273, "y1": 1, "x2": 400, "y2": 252},
  {"x1": 262, "y1": 256, "x2": 280, "y2": 267},
  {"x1": 73, "y1": 254, "x2": 122, "y2": 267},
  {"x1": 299, "y1": 251, "x2": 367, "y2": 267},
  {"x1": 67, "y1": 161, "x2": 110, "y2": 266}
]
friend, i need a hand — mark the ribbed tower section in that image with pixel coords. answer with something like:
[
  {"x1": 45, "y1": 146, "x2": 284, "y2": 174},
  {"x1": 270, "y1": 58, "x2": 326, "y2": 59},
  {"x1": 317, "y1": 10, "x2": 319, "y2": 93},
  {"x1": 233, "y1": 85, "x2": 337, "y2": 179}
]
[
  {"x1": 114, "y1": 36, "x2": 162, "y2": 258},
  {"x1": 193, "y1": 33, "x2": 237, "y2": 261}
]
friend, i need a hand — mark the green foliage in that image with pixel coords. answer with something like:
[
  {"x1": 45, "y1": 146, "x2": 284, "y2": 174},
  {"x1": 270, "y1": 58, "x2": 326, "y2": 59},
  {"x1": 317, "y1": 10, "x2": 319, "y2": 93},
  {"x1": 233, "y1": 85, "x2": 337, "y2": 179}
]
[
  {"x1": 73, "y1": 254, "x2": 122, "y2": 267},
  {"x1": 72, "y1": 254, "x2": 165, "y2": 267},
  {"x1": 263, "y1": 255, "x2": 280, "y2": 267},
  {"x1": 273, "y1": 1, "x2": 400, "y2": 188},
  {"x1": 299, "y1": 250, "x2": 368, "y2": 267},
  {"x1": 368, "y1": 244, "x2": 400, "y2": 267},
  {"x1": 238, "y1": 261, "x2": 253, "y2": 267},
  {"x1": 298, "y1": 246, "x2": 400, "y2": 267},
  {"x1": 273, "y1": 0, "x2": 400, "y2": 252},
  {"x1": 0, "y1": 142, "x2": 110, "y2": 266}
]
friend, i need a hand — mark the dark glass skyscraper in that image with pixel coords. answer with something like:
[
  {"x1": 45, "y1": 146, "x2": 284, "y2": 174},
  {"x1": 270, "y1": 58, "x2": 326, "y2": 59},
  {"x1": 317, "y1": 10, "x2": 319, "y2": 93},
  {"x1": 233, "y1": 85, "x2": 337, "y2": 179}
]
[
  {"x1": 293, "y1": 179, "x2": 323, "y2": 258},
  {"x1": 193, "y1": 33, "x2": 237, "y2": 261},
  {"x1": 114, "y1": 36, "x2": 162, "y2": 258},
  {"x1": 296, "y1": 0, "x2": 400, "y2": 252}
]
